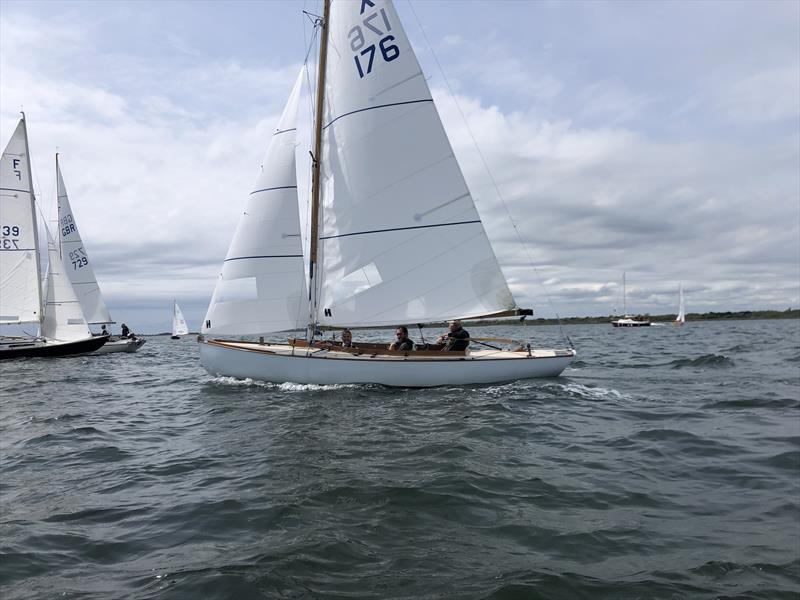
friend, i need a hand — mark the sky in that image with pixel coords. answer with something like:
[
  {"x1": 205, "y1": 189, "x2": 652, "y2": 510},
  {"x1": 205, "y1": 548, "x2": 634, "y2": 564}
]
[{"x1": 1, "y1": 0, "x2": 798, "y2": 334}]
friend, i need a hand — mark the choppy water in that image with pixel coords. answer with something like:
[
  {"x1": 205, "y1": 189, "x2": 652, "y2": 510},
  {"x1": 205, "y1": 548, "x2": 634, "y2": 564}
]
[{"x1": 1, "y1": 319, "x2": 798, "y2": 599}]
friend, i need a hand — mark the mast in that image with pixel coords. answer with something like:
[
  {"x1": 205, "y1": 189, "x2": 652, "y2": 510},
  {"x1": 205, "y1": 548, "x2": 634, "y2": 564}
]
[
  {"x1": 20, "y1": 113, "x2": 45, "y2": 329},
  {"x1": 56, "y1": 153, "x2": 61, "y2": 260},
  {"x1": 307, "y1": 0, "x2": 331, "y2": 330},
  {"x1": 622, "y1": 272, "x2": 627, "y2": 315}
]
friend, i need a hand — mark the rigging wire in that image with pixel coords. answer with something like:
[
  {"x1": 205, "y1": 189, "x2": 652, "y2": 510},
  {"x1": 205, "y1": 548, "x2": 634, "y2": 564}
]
[{"x1": 406, "y1": 0, "x2": 573, "y2": 349}]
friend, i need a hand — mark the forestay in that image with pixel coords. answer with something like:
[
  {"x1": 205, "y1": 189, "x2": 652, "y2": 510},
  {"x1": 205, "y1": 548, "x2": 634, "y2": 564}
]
[
  {"x1": 0, "y1": 119, "x2": 42, "y2": 324},
  {"x1": 57, "y1": 159, "x2": 113, "y2": 324},
  {"x1": 313, "y1": 0, "x2": 515, "y2": 328},
  {"x1": 41, "y1": 233, "x2": 92, "y2": 341},
  {"x1": 202, "y1": 69, "x2": 308, "y2": 336}
]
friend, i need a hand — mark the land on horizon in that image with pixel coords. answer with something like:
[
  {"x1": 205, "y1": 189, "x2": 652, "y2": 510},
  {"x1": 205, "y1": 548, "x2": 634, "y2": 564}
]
[{"x1": 147, "y1": 309, "x2": 799, "y2": 336}]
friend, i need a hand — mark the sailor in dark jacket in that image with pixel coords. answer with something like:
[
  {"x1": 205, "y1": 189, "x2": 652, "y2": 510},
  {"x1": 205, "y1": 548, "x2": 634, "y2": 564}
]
[
  {"x1": 437, "y1": 320, "x2": 470, "y2": 351},
  {"x1": 389, "y1": 326, "x2": 414, "y2": 351}
]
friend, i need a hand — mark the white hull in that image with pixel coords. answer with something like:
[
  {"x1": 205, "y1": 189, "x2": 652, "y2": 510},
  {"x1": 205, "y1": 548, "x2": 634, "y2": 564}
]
[
  {"x1": 199, "y1": 340, "x2": 575, "y2": 387},
  {"x1": 93, "y1": 338, "x2": 146, "y2": 354},
  {"x1": 612, "y1": 318, "x2": 651, "y2": 327}
]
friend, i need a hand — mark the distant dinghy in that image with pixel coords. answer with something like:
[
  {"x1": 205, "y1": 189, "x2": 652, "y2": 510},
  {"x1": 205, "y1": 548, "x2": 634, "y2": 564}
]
[
  {"x1": 172, "y1": 301, "x2": 189, "y2": 339},
  {"x1": 0, "y1": 116, "x2": 107, "y2": 359},
  {"x1": 198, "y1": 0, "x2": 575, "y2": 387},
  {"x1": 674, "y1": 283, "x2": 686, "y2": 326}
]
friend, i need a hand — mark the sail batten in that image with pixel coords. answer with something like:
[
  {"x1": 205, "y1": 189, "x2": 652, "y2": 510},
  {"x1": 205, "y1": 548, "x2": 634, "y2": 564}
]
[
  {"x1": 320, "y1": 219, "x2": 482, "y2": 240},
  {"x1": 323, "y1": 97, "x2": 432, "y2": 129}
]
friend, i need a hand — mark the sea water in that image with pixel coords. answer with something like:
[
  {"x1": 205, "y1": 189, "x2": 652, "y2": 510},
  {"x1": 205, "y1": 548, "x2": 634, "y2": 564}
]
[{"x1": 1, "y1": 319, "x2": 798, "y2": 599}]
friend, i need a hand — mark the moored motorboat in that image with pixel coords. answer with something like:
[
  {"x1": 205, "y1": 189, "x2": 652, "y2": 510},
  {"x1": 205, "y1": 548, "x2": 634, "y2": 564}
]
[{"x1": 611, "y1": 273, "x2": 651, "y2": 327}]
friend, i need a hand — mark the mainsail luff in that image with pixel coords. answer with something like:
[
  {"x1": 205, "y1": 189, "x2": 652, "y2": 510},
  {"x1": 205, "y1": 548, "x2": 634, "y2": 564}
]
[
  {"x1": 0, "y1": 115, "x2": 43, "y2": 325},
  {"x1": 311, "y1": 0, "x2": 517, "y2": 329},
  {"x1": 56, "y1": 155, "x2": 114, "y2": 324}
]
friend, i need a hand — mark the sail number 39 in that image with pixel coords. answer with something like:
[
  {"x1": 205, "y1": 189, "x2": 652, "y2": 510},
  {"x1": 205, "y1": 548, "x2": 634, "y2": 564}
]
[
  {"x1": 349, "y1": 3, "x2": 399, "y2": 79},
  {"x1": 1, "y1": 225, "x2": 21, "y2": 249}
]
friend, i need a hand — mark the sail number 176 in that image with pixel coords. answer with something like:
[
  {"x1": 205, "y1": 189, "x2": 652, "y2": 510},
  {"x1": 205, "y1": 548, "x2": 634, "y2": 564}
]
[{"x1": 349, "y1": 6, "x2": 400, "y2": 79}]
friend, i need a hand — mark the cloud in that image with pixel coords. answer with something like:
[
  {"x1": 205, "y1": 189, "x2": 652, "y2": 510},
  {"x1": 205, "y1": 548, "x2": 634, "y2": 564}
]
[
  {"x1": 2, "y1": 1, "x2": 797, "y2": 332},
  {"x1": 720, "y1": 66, "x2": 800, "y2": 123}
]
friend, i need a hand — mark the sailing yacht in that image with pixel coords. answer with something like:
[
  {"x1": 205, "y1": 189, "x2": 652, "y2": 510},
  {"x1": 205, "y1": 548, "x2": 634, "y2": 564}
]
[
  {"x1": 611, "y1": 272, "x2": 651, "y2": 327},
  {"x1": 56, "y1": 156, "x2": 145, "y2": 353},
  {"x1": 673, "y1": 283, "x2": 685, "y2": 326},
  {"x1": 198, "y1": 0, "x2": 575, "y2": 386},
  {"x1": 171, "y1": 301, "x2": 189, "y2": 339},
  {"x1": 0, "y1": 116, "x2": 108, "y2": 359}
]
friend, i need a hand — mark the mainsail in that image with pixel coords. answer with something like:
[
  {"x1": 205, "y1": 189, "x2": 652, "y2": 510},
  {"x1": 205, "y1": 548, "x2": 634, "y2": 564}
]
[
  {"x1": 676, "y1": 283, "x2": 685, "y2": 324},
  {"x1": 0, "y1": 118, "x2": 43, "y2": 324},
  {"x1": 311, "y1": 0, "x2": 516, "y2": 328},
  {"x1": 40, "y1": 231, "x2": 92, "y2": 341},
  {"x1": 57, "y1": 157, "x2": 113, "y2": 324},
  {"x1": 202, "y1": 69, "x2": 308, "y2": 336}
]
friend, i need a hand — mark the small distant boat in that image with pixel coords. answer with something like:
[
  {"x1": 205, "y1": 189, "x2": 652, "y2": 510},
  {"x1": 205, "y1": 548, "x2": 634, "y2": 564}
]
[
  {"x1": 56, "y1": 155, "x2": 145, "y2": 354},
  {"x1": 171, "y1": 301, "x2": 189, "y2": 339},
  {"x1": 673, "y1": 283, "x2": 685, "y2": 326},
  {"x1": 0, "y1": 115, "x2": 108, "y2": 359},
  {"x1": 611, "y1": 272, "x2": 651, "y2": 327}
]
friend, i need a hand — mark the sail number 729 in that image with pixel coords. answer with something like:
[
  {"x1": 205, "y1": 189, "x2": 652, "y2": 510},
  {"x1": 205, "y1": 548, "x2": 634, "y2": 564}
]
[{"x1": 349, "y1": 6, "x2": 400, "y2": 79}]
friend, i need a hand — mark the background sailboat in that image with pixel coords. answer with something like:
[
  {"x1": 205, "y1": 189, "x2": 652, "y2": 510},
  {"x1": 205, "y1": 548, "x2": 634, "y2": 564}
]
[
  {"x1": 611, "y1": 272, "x2": 651, "y2": 327},
  {"x1": 172, "y1": 301, "x2": 189, "y2": 339},
  {"x1": 198, "y1": 0, "x2": 574, "y2": 386},
  {"x1": 0, "y1": 116, "x2": 107, "y2": 359},
  {"x1": 674, "y1": 283, "x2": 686, "y2": 326},
  {"x1": 56, "y1": 156, "x2": 145, "y2": 353}
]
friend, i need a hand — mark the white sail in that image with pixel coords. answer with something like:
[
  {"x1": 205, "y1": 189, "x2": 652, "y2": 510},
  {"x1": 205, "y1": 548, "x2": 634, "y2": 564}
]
[
  {"x1": 676, "y1": 283, "x2": 685, "y2": 323},
  {"x1": 0, "y1": 118, "x2": 42, "y2": 324},
  {"x1": 57, "y1": 159, "x2": 113, "y2": 324},
  {"x1": 202, "y1": 68, "x2": 308, "y2": 336},
  {"x1": 312, "y1": 0, "x2": 515, "y2": 328},
  {"x1": 173, "y1": 301, "x2": 189, "y2": 336},
  {"x1": 40, "y1": 232, "x2": 92, "y2": 341}
]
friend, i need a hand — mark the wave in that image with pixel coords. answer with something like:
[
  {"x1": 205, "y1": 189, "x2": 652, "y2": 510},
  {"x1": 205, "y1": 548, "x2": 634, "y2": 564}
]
[
  {"x1": 209, "y1": 376, "x2": 367, "y2": 391},
  {"x1": 702, "y1": 397, "x2": 800, "y2": 410},
  {"x1": 557, "y1": 382, "x2": 633, "y2": 402},
  {"x1": 670, "y1": 354, "x2": 734, "y2": 368}
]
